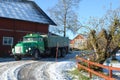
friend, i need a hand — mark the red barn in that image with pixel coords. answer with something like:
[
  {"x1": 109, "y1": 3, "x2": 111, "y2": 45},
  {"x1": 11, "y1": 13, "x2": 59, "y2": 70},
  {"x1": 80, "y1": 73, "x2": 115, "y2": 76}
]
[{"x1": 0, "y1": 0, "x2": 56, "y2": 57}]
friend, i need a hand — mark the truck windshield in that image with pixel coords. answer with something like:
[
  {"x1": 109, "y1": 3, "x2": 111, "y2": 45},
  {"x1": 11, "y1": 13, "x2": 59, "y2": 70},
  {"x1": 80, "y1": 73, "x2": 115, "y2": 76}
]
[{"x1": 23, "y1": 37, "x2": 38, "y2": 42}]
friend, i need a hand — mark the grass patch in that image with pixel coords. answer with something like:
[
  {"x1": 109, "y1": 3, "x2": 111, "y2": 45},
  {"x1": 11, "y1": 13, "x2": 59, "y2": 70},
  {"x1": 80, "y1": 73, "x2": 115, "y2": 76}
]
[{"x1": 69, "y1": 68, "x2": 90, "y2": 80}]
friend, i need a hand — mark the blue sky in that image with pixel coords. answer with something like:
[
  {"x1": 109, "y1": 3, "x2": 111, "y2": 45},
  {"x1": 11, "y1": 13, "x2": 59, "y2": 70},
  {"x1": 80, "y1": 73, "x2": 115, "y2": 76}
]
[
  {"x1": 79, "y1": 0, "x2": 120, "y2": 19},
  {"x1": 34, "y1": 0, "x2": 120, "y2": 18},
  {"x1": 34, "y1": 0, "x2": 120, "y2": 39}
]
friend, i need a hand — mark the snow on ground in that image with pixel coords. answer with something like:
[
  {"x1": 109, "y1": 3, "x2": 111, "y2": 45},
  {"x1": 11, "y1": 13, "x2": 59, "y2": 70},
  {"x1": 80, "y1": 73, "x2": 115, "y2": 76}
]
[
  {"x1": 46, "y1": 51, "x2": 79, "y2": 80},
  {"x1": 47, "y1": 61, "x2": 76, "y2": 80},
  {"x1": 0, "y1": 51, "x2": 120, "y2": 80},
  {"x1": 103, "y1": 56, "x2": 120, "y2": 80},
  {"x1": 34, "y1": 51, "x2": 78, "y2": 80},
  {"x1": 0, "y1": 51, "x2": 80, "y2": 80},
  {"x1": 0, "y1": 60, "x2": 38, "y2": 80}
]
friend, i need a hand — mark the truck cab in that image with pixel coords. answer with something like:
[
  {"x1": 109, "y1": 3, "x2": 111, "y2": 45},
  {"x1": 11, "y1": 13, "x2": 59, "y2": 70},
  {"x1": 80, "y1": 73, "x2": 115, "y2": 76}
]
[{"x1": 12, "y1": 33, "x2": 45, "y2": 60}]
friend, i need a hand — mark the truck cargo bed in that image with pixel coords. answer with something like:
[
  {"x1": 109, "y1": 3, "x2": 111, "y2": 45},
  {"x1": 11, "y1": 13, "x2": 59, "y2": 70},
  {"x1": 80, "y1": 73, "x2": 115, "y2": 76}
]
[{"x1": 42, "y1": 35, "x2": 69, "y2": 48}]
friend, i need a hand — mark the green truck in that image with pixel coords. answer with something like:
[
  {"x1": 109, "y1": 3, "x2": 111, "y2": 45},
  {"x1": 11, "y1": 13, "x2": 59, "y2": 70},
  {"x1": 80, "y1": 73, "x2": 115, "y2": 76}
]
[{"x1": 12, "y1": 33, "x2": 69, "y2": 60}]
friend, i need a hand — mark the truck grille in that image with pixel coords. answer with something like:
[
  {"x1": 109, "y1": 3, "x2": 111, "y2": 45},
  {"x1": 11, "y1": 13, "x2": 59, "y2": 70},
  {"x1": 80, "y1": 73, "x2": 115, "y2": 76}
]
[{"x1": 15, "y1": 46, "x2": 22, "y2": 53}]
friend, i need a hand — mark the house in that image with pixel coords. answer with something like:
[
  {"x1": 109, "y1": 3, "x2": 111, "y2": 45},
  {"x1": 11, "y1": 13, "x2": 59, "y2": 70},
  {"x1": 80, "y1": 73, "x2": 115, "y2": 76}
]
[
  {"x1": 0, "y1": 0, "x2": 56, "y2": 57},
  {"x1": 70, "y1": 34, "x2": 87, "y2": 50}
]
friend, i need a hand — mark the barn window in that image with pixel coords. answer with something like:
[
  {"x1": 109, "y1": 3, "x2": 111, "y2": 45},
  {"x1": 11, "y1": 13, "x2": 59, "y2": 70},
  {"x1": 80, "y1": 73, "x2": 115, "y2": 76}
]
[{"x1": 3, "y1": 37, "x2": 13, "y2": 45}]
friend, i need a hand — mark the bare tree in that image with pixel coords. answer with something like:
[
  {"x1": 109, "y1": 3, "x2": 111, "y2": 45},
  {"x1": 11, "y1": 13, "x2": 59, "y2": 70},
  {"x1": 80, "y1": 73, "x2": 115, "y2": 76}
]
[
  {"x1": 48, "y1": 0, "x2": 81, "y2": 37},
  {"x1": 85, "y1": 7, "x2": 120, "y2": 64}
]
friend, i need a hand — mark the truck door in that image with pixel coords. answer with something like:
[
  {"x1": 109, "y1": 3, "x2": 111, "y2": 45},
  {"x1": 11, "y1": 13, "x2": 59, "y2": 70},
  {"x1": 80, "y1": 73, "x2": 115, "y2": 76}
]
[{"x1": 38, "y1": 37, "x2": 45, "y2": 53}]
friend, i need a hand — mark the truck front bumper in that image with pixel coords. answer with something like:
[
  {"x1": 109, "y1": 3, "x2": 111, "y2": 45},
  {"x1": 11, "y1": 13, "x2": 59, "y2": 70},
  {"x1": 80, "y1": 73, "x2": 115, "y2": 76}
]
[{"x1": 12, "y1": 53, "x2": 32, "y2": 57}]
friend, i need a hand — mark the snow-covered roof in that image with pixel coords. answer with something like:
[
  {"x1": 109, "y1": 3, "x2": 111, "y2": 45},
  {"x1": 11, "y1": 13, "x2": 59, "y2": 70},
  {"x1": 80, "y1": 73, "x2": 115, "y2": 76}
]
[{"x1": 0, "y1": 1, "x2": 56, "y2": 25}]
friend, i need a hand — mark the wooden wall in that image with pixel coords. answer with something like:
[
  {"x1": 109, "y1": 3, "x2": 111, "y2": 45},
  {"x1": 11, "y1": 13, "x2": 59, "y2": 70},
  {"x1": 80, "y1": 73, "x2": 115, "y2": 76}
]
[{"x1": 0, "y1": 17, "x2": 49, "y2": 57}]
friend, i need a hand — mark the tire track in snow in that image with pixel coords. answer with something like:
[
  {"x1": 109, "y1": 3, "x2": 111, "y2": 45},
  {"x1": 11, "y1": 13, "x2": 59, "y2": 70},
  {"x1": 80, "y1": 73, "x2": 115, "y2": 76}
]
[
  {"x1": 0, "y1": 61, "x2": 18, "y2": 75},
  {"x1": 34, "y1": 62, "x2": 52, "y2": 80},
  {"x1": 0, "y1": 51, "x2": 79, "y2": 80},
  {"x1": 0, "y1": 60, "x2": 37, "y2": 80},
  {"x1": 18, "y1": 61, "x2": 52, "y2": 80},
  {"x1": 18, "y1": 62, "x2": 40, "y2": 80}
]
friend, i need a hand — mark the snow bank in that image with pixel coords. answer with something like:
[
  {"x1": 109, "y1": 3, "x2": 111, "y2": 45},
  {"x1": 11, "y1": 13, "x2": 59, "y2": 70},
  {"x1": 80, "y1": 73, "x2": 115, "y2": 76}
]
[{"x1": 48, "y1": 61, "x2": 76, "y2": 80}]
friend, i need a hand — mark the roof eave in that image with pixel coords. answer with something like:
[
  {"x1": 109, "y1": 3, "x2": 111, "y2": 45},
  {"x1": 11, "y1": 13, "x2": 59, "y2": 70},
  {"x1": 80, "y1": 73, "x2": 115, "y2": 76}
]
[
  {"x1": 31, "y1": 1, "x2": 57, "y2": 26},
  {"x1": 0, "y1": 17, "x2": 53, "y2": 25}
]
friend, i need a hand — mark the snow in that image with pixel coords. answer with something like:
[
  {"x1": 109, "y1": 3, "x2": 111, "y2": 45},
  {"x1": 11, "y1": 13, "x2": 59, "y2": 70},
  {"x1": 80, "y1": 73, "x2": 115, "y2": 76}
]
[
  {"x1": 101, "y1": 56, "x2": 120, "y2": 80},
  {"x1": 0, "y1": 60, "x2": 37, "y2": 80},
  {"x1": 48, "y1": 61, "x2": 76, "y2": 80},
  {"x1": 0, "y1": 51, "x2": 119, "y2": 80},
  {"x1": 0, "y1": 51, "x2": 79, "y2": 80}
]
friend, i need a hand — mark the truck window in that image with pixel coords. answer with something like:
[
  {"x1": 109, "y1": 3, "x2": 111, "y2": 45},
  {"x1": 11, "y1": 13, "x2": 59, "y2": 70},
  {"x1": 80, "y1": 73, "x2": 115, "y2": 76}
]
[
  {"x1": 39, "y1": 38, "x2": 43, "y2": 41},
  {"x1": 23, "y1": 37, "x2": 38, "y2": 42}
]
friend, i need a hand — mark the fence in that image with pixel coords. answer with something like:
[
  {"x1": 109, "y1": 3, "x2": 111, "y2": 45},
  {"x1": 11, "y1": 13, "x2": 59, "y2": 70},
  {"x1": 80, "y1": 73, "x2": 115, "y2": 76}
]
[{"x1": 76, "y1": 55, "x2": 120, "y2": 80}]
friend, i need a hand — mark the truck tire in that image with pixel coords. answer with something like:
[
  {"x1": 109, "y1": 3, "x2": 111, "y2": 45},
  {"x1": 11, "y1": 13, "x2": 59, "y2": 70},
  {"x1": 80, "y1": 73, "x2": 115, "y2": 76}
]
[
  {"x1": 14, "y1": 56, "x2": 21, "y2": 61},
  {"x1": 33, "y1": 49, "x2": 40, "y2": 60},
  {"x1": 61, "y1": 49, "x2": 66, "y2": 57}
]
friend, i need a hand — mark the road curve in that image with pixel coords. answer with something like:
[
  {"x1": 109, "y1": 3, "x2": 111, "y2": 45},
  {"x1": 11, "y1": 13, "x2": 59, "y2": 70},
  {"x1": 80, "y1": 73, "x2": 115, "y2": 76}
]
[
  {"x1": 0, "y1": 60, "x2": 37, "y2": 80},
  {"x1": 0, "y1": 51, "x2": 79, "y2": 80},
  {"x1": 18, "y1": 61, "x2": 52, "y2": 80}
]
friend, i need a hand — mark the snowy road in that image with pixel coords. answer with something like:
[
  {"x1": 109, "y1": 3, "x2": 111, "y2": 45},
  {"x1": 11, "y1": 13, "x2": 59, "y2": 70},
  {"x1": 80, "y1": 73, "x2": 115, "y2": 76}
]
[{"x1": 0, "y1": 51, "x2": 79, "y2": 80}]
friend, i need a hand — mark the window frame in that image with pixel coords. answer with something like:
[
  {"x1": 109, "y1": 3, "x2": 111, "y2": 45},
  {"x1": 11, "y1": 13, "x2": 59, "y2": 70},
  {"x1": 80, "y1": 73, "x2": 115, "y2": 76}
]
[{"x1": 3, "y1": 37, "x2": 13, "y2": 46}]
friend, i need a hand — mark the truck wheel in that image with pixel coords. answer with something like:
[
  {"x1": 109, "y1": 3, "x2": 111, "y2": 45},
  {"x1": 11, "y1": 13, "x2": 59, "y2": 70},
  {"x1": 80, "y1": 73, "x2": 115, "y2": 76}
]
[
  {"x1": 14, "y1": 56, "x2": 21, "y2": 61},
  {"x1": 34, "y1": 50, "x2": 39, "y2": 60},
  {"x1": 61, "y1": 49, "x2": 66, "y2": 57}
]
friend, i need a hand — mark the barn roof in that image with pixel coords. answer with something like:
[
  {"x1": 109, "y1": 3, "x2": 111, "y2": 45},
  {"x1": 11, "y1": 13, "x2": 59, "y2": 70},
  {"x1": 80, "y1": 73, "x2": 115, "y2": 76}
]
[{"x1": 0, "y1": 1, "x2": 56, "y2": 25}]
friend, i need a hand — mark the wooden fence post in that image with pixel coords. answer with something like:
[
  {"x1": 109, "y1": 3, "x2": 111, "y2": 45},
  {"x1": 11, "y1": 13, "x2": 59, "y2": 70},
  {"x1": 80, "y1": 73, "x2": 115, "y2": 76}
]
[
  {"x1": 76, "y1": 55, "x2": 80, "y2": 70},
  {"x1": 109, "y1": 64, "x2": 112, "y2": 79},
  {"x1": 88, "y1": 58, "x2": 92, "y2": 78}
]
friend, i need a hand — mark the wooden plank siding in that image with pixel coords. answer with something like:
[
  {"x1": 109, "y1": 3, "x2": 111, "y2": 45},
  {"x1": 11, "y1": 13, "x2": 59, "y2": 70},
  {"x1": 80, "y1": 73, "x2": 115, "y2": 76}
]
[{"x1": 0, "y1": 17, "x2": 49, "y2": 57}]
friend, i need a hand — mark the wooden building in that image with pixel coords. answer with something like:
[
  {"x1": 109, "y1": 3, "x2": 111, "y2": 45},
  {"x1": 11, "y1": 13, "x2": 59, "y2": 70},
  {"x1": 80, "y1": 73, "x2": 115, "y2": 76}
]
[
  {"x1": 70, "y1": 34, "x2": 87, "y2": 50},
  {"x1": 0, "y1": 0, "x2": 56, "y2": 57}
]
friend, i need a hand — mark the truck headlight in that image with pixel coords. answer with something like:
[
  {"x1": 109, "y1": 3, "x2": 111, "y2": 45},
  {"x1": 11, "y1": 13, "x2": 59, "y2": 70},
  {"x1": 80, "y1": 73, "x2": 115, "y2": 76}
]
[
  {"x1": 26, "y1": 50, "x2": 28, "y2": 52},
  {"x1": 28, "y1": 48, "x2": 31, "y2": 50}
]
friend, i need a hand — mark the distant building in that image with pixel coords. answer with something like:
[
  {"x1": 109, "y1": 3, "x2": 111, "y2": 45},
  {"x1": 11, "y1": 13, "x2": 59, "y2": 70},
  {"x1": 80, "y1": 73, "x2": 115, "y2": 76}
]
[
  {"x1": 0, "y1": 0, "x2": 56, "y2": 57},
  {"x1": 70, "y1": 34, "x2": 87, "y2": 50}
]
